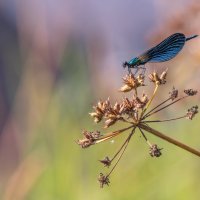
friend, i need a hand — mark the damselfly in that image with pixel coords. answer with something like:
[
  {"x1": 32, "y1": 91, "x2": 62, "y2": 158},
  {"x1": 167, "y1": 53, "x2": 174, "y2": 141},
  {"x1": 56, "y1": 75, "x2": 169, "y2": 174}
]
[{"x1": 123, "y1": 33, "x2": 198, "y2": 73}]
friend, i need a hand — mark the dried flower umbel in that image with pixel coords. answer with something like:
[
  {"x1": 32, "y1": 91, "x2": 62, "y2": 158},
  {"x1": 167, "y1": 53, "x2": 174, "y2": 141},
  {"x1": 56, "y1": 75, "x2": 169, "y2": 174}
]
[{"x1": 77, "y1": 69, "x2": 199, "y2": 188}]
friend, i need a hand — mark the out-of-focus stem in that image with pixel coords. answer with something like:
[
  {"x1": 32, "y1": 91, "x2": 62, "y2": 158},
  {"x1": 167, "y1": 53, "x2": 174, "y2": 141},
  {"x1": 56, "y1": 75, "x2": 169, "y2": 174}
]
[{"x1": 138, "y1": 123, "x2": 200, "y2": 157}]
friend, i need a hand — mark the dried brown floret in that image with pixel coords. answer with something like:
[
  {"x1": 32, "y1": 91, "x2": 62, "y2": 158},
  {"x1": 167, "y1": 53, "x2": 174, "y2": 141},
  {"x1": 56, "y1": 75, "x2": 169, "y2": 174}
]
[
  {"x1": 89, "y1": 99, "x2": 111, "y2": 123},
  {"x1": 77, "y1": 138, "x2": 93, "y2": 148},
  {"x1": 169, "y1": 87, "x2": 178, "y2": 100},
  {"x1": 103, "y1": 103, "x2": 125, "y2": 128},
  {"x1": 77, "y1": 131, "x2": 102, "y2": 148},
  {"x1": 133, "y1": 97, "x2": 147, "y2": 109},
  {"x1": 104, "y1": 118, "x2": 117, "y2": 128},
  {"x1": 119, "y1": 73, "x2": 145, "y2": 92},
  {"x1": 186, "y1": 105, "x2": 198, "y2": 120},
  {"x1": 184, "y1": 89, "x2": 198, "y2": 96},
  {"x1": 141, "y1": 93, "x2": 149, "y2": 104},
  {"x1": 137, "y1": 74, "x2": 145, "y2": 85},
  {"x1": 160, "y1": 70, "x2": 167, "y2": 84},
  {"x1": 99, "y1": 156, "x2": 111, "y2": 167},
  {"x1": 98, "y1": 173, "x2": 110, "y2": 188},
  {"x1": 148, "y1": 72, "x2": 159, "y2": 83},
  {"x1": 121, "y1": 98, "x2": 134, "y2": 113},
  {"x1": 149, "y1": 144, "x2": 162, "y2": 157},
  {"x1": 149, "y1": 70, "x2": 167, "y2": 85}
]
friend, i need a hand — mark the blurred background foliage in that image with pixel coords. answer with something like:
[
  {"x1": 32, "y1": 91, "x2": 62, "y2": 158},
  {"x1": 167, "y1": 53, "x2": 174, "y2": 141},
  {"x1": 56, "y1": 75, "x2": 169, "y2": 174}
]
[{"x1": 0, "y1": 0, "x2": 200, "y2": 199}]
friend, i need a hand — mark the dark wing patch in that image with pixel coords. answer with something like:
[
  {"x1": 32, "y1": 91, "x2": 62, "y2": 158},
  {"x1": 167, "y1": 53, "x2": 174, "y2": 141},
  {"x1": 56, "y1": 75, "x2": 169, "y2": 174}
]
[{"x1": 141, "y1": 33, "x2": 186, "y2": 63}]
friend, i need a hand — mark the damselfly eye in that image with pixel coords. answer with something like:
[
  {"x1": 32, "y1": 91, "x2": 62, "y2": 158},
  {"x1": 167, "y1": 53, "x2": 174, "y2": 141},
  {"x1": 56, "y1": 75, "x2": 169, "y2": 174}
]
[{"x1": 123, "y1": 62, "x2": 128, "y2": 68}]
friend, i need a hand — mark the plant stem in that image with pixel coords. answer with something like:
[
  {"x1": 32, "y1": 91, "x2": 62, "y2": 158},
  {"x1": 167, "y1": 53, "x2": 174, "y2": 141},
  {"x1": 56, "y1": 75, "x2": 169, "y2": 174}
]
[
  {"x1": 142, "y1": 97, "x2": 171, "y2": 120},
  {"x1": 95, "y1": 125, "x2": 135, "y2": 144},
  {"x1": 143, "y1": 115, "x2": 186, "y2": 123},
  {"x1": 141, "y1": 84, "x2": 158, "y2": 118},
  {"x1": 143, "y1": 96, "x2": 187, "y2": 119},
  {"x1": 138, "y1": 123, "x2": 200, "y2": 157},
  {"x1": 107, "y1": 128, "x2": 136, "y2": 177},
  {"x1": 111, "y1": 127, "x2": 135, "y2": 162}
]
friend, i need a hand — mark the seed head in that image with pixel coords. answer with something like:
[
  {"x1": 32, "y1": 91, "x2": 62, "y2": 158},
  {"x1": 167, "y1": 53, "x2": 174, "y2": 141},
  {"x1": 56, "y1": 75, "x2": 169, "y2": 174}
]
[
  {"x1": 89, "y1": 99, "x2": 111, "y2": 123},
  {"x1": 169, "y1": 87, "x2": 178, "y2": 100},
  {"x1": 119, "y1": 73, "x2": 145, "y2": 92},
  {"x1": 149, "y1": 144, "x2": 162, "y2": 157},
  {"x1": 184, "y1": 89, "x2": 198, "y2": 96},
  {"x1": 77, "y1": 131, "x2": 102, "y2": 148},
  {"x1": 149, "y1": 70, "x2": 167, "y2": 85},
  {"x1": 99, "y1": 156, "x2": 111, "y2": 167},
  {"x1": 98, "y1": 173, "x2": 110, "y2": 188},
  {"x1": 103, "y1": 102, "x2": 124, "y2": 128},
  {"x1": 141, "y1": 93, "x2": 149, "y2": 104},
  {"x1": 186, "y1": 105, "x2": 198, "y2": 120}
]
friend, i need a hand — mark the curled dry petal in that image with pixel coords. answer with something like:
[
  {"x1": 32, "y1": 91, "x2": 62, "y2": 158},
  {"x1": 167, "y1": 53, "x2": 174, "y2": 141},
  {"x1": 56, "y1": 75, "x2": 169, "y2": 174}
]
[
  {"x1": 113, "y1": 102, "x2": 120, "y2": 111},
  {"x1": 141, "y1": 93, "x2": 149, "y2": 104},
  {"x1": 160, "y1": 70, "x2": 167, "y2": 82},
  {"x1": 119, "y1": 85, "x2": 133, "y2": 92},
  {"x1": 113, "y1": 102, "x2": 124, "y2": 115},
  {"x1": 121, "y1": 98, "x2": 134, "y2": 113},
  {"x1": 148, "y1": 72, "x2": 160, "y2": 83},
  {"x1": 134, "y1": 97, "x2": 146, "y2": 109},
  {"x1": 104, "y1": 118, "x2": 117, "y2": 128},
  {"x1": 89, "y1": 112, "x2": 102, "y2": 123}
]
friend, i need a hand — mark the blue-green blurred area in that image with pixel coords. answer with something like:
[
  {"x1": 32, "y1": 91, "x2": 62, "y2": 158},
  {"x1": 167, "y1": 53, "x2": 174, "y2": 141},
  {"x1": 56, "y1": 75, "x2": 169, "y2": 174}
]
[{"x1": 0, "y1": 0, "x2": 200, "y2": 199}]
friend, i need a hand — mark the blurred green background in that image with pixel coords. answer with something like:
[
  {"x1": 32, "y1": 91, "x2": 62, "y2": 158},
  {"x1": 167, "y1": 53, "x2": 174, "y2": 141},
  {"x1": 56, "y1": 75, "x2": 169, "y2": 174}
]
[{"x1": 0, "y1": 0, "x2": 200, "y2": 199}]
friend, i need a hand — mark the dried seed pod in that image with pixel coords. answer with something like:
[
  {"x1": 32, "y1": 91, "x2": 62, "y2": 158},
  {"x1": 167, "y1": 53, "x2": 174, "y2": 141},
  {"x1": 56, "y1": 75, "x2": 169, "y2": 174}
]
[
  {"x1": 119, "y1": 73, "x2": 145, "y2": 92},
  {"x1": 169, "y1": 87, "x2": 178, "y2": 100},
  {"x1": 98, "y1": 173, "x2": 110, "y2": 188},
  {"x1": 184, "y1": 89, "x2": 198, "y2": 96},
  {"x1": 186, "y1": 105, "x2": 198, "y2": 120},
  {"x1": 149, "y1": 144, "x2": 162, "y2": 157},
  {"x1": 99, "y1": 156, "x2": 111, "y2": 167}
]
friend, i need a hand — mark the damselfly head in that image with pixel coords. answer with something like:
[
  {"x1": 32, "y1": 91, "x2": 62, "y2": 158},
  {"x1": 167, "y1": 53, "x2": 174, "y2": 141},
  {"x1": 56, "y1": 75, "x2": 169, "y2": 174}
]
[{"x1": 123, "y1": 61, "x2": 129, "y2": 68}]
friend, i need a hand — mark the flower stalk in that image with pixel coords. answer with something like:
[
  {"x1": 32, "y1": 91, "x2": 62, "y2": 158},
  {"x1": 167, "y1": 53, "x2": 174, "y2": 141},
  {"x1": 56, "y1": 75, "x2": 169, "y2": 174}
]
[{"x1": 138, "y1": 123, "x2": 200, "y2": 157}]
